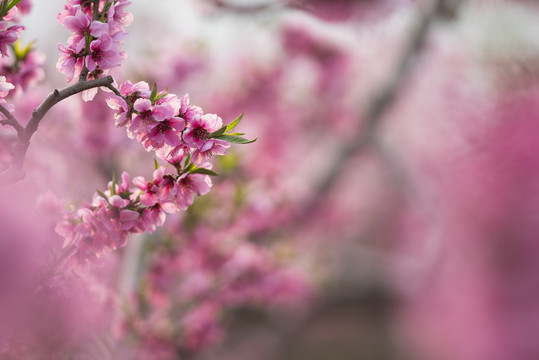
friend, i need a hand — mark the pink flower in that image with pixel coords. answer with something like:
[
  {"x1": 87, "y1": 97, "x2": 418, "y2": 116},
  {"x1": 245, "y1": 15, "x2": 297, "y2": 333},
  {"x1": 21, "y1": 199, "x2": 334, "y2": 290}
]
[
  {"x1": 129, "y1": 98, "x2": 177, "y2": 141},
  {"x1": 180, "y1": 302, "x2": 222, "y2": 352},
  {"x1": 141, "y1": 117, "x2": 185, "y2": 150},
  {"x1": 1, "y1": 49, "x2": 45, "y2": 94},
  {"x1": 183, "y1": 113, "x2": 224, "y2": 153},
  {"x1": 16, "y1": 0, "x2": 32, "y2": 15},
  {"x1": 63, "y1": 7, "x2": 107, "y2": 53},
  {"x1": 112, "y1": 0, "x2": 133, "y2": 26},
  {"x1": 56, "y1": 43, "x2": 83, "y2": 82},
  {"x1": 0, "y1": 76, "x2": 14, "y2": 98},
  {"x1": 191, "y1": 138, "x2": 229, "y2": 167},
  {"x1": 179, "y1": 94, "x2": 203, "y2": 123},
  {"x1": 0, "y1": 76, "x2": 14, "y2": 117},
  {"x1": 106, "y1": 81, "x2": 151, "y2": 127},
  {"x1": 86, "y1": 35, "x2": 123, "y2": 72},
  {"x1": 175, "y1": 173, "x2": 212, "y2": 210},
  {"x1": 156, "y1": 144, "x2": 190, "y2": 166},
  {"x1": 106, "y1": 94, "x2": 130, "y2": 127},
  {"x1": 0, "y1": 22, "x2": 24, "y2": 57},
  {"x1": 133, "y1": 167, "x2": 177, "y2": 207}
]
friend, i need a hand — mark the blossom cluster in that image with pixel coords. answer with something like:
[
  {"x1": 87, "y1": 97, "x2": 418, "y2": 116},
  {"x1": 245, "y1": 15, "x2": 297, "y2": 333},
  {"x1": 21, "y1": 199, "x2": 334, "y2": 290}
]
[
  {"x1": 57, "y1": 0, "x2": 132, "y2": 87},
  {"x1": 0, "y1": 4, "x2": 24, "y2": 58},
  {"x1": 0, "y1": 1, "x2": 43, "y2": 95},
  {"x1": 0, "y1": 40, "x2": 45, "y2": 94},
  {"x1": 106, "y1": 80, "x2": 250, "y2": 167},
  {"x1": 55, "y1": 166, "x2": 209, "y2": 272},
  {"x1": 128, "y1": 233, "x2": 311, "y2": 355},
  {"x1": 55, "y1": 80, "x2": 253, "y2": 272}
]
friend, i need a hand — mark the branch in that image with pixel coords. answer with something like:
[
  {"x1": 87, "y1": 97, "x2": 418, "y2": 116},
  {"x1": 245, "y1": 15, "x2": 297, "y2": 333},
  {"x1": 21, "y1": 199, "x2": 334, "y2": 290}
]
[
  {"x1": 247, "y1": 0, "x2": 448, "y2": 243},
  {"x1": 0, "y1": 75, "x2": 116, "y2": 184},
  {"x1": 206, "y1": 0, "x2": 281, "y2": 14},
  {"x1": 0, "y1": 103, "x2": 23, "y2": 135},
  {"x1": 104, "y1": 83, "x2": 123, "y2": 98},
  {"x1": 24, "y1": 75, "x2": 115, "y2": 142},
  {"x1": 297, "y1": 0, "x2": 447, "y2": 221},
  {"x1": 92, "y1": 0, "x2": 100, "y2": 21}
]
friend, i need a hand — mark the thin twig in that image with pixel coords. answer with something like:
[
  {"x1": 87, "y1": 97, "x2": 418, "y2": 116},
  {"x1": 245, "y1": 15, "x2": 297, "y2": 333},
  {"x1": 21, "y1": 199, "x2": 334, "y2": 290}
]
[
  {"x1": 0, "y1": 103, "x2": 23, "y2": 135},
  {"x1": 92, "y1": 0, "x2": 100, "y2": 20},
  {"x1": 104, "y1": 83, "x2": 124, "y2": 98}
]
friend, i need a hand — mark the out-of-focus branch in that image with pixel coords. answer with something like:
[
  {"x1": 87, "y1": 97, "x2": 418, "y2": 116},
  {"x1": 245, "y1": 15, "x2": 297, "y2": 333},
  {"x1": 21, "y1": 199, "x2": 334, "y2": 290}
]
[
  {"x1": 0, "y1": 75, "x2": 116, "y2": 185},
  {"x1": 246, "y1": 0, "x2": 448, "y2": 244},
  {"x1": 297, "y1": 0, "x2": 448, "y2": 221},
  {"x1": 92, "y1": 0, "x2": 100, "y2": 20},
  {"x1": 205, "y1": 0, "x2": 281, "y2": 14}
]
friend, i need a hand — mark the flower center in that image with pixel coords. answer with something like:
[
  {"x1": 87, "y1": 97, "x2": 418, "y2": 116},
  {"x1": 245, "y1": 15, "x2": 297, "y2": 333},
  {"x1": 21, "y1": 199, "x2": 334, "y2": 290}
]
[{"x1": 193, "y1": 127, "x2": 209, "y2": 140}]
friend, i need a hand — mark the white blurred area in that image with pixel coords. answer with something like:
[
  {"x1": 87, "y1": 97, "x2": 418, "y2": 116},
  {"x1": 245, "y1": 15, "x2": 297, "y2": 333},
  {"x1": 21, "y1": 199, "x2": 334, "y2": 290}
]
[
  {"x1": 21, "y1": 1, "x2": 204, "y2": 84},
  {"x1": 19, "y1": 0, "x2": 290, "y2": 92}
]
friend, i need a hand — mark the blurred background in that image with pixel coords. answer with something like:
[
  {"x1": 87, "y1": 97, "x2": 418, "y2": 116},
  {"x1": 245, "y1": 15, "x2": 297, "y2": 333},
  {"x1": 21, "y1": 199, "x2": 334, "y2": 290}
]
[{"x1": 3, "y1": 0, "x2": 539, "y2": 359}]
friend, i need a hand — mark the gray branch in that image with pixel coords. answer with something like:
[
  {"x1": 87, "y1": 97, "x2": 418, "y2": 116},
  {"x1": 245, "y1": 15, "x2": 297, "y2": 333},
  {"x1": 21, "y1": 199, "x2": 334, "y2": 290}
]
[
  {"x1": 298, "y1": 0, "x2": 447, "y2": 221},
  {"x1": 0, "y1": 103, "x2": 23, "y2": 135},
  {"x1": 0, "y1": 75, "x2": 115, "y2": 184}
]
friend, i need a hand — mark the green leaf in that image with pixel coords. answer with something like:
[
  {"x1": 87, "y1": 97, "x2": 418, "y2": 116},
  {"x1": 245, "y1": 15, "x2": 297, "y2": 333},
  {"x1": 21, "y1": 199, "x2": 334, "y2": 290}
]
[
  {"x1": 149, "y1": 83, "x2": 158, "y2": 103},
  {"x1": 154, "y1": 158, "x2": 159, "y2": 170},
  {"x1": 216, "y1": 135, "x2": 257, "y2": 144},
  {"x1": 154, "y1": 87, "x2": 169, "y2": 103},
  {"x1": 225, "y1": 113, "x2": 243, "y2": 132},
  {"x1": 190, "y1": 168, "x2": 219, "y2": 176},
  {"x1": 103, "y1": 1, "x2": 112, "y2": 13},
  {"x1": 209, "y1": 125, "x2": 227, "y2": 138},
  {"x1": 96, "y1": 190, "x2": 109, "y2": 201},
  {"x1": 12, "y1": 40, "x2": 32, "y2": 61},
  {"x1": 184, "y1": 163, "x2": 196, "y2": 173},
  {"x1": 184, "y1": 153, "x2": 191, "y2": 168},
  {"x1": 110, "y1": 173, "x2": 117, "y2": 196},
  {"x1": 6, "y1": 0, "x2": 23, "y2": 12}
]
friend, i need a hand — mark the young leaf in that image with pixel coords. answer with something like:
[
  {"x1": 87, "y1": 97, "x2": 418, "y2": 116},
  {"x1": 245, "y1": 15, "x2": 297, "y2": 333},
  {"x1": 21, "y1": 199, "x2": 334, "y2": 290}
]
[
  {"x1": 96, "y1": 190, "x2": 109, "y2": 201},
  {"x1": 12, "y1": 40, "x2": 32, "y2": 61},
  {"x1": 150, "y1": 83, "x2": 158, "y2": 103},
  {"x1": 216, "y1": 135, "x2": 257, "y2": 144},
  {"x1": 190, "y1": 168, "x2": 219, "y2": 176},
  {"x1": 225, "y1": 113, "x2": 243, "y2": 132},
  {"x1": 110, "y1": 173, "x2": 117, "y2": 196},
  {"x1": 6, "y1": 0, "x2": 23, "y2": 12},
  {"x1": 154, "y1": 87, "x2": 169, "y2": 103},
  {"x1": 210, "y1": 125, "x2": 227, "y2": 138},
  {"x1": 184, "y1": 163, "x2": 196, "y2": 173},
  {"x1": 154, "y1": 158, "x2": 159, "y2": 170}
]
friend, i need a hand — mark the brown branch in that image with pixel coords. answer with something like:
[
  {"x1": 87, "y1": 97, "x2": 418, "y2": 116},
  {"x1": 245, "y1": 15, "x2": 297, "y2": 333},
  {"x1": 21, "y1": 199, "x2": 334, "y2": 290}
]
[{"x1": 92, "y1": 0, "x2": 100, "y2": 20}]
